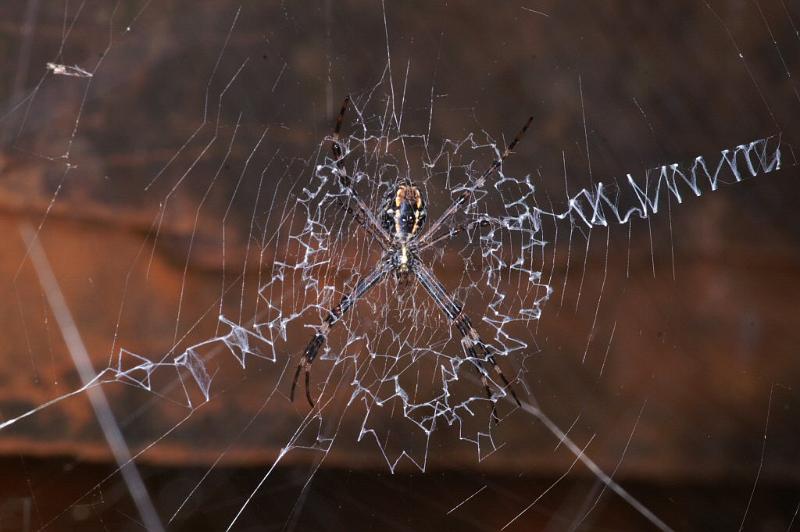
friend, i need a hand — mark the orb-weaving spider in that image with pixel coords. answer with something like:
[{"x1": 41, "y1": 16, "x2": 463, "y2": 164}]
[{"x1": 291, "y1": 96, "x2": 531, "y2": 421}]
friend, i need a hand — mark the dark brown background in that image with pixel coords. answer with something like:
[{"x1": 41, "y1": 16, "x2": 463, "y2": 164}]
[{"x1": 1, "y1": 0, "x2": 800, "y2": 530}]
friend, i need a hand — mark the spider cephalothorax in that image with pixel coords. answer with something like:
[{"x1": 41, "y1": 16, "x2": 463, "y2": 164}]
[{"x1": 291, "y1": 95, "x2": 532, "y2": 422}]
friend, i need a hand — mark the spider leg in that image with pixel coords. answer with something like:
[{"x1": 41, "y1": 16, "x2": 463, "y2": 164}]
[
  {"x1": 335, "y1": 197, "x2": 388, "y2": 244},
  {"x1": 331, "y1": 96, "x2": 350, "y2": 181},
  {"x1": 291, "y1": 258, "x2": 391, "y2": 407},
  {"x1": 414, "y1": 260, "x2": 521, "y2": 422},
  {"x1": 416, "y1": 217, "x2": 495, "y2": 253},
  {"x1": 456, "y1": 314, "x2": 521, "y2": 407},
  {"x1": 451, "y1": 336, "x2": 500, "y2": 423},
  {"x1": 329, "y1": 96, "x2": 393, "y2": 250},
  {"x1": 415, "y1": 116, "x2": 533, "y2": 246}
]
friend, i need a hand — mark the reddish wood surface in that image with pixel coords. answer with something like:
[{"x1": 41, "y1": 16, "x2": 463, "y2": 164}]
[{"x1": 0, "y1": 0, "x2": 799, "y2": 488}]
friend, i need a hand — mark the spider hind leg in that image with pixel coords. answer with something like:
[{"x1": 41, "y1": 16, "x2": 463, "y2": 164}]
[
  {"x1": 290, "y1": 261, "x2": 391, "y2": 409},
  {"x1": 457, "y1": 317, "x2": 521, "y2": 422},
  {"x1": 467, "y1": 356, "x2": 501, "y2": 424},
  {"x1": 414, "y1": 262, "x2": 522, "y2": 423},
  {"x1": 477, "y1": 341, "x2": 521, "y2": 408},
  {"x1": 290, "y1": 333, "x2": 326, "y2": 407}
]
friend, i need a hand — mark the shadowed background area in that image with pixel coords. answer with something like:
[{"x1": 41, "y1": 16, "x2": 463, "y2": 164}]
[{"x1": 1, "y1": 0, "x2": 800, "y2": 530}]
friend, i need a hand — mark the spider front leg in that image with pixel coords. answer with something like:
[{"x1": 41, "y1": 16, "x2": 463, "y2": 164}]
[
  {"x1": 416, "y1": 217, "x2": 497, "y2": 253},
  {"x1": 415, "y1": 116, "x2": 532, "y2": 247},
  {"x1": 414, "y1": 261, "x2": 521, "y2": 422},
  {"x1": 291, "y1": 259, "x2": 391, "y2": 407},
  {"x1": 328, "y1": 96, "x2": 393, "y2": 250}
]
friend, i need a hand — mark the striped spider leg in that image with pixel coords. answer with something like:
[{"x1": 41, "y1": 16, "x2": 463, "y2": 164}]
[
  {"x1": 291, "y1": 259, "x2": 391, "y2": 406},
  {"x1": 415, "y1": 217, "x2": 496, "y2": 253},
  {"x1": 329, "y1": 96, "x2": 393, "y2": 251},
  {"x1": 414, "y1": 260, "x2": 521, "y2": 422},
  {"x1": 414, "y1": 116, "x2": 533, "y2": 249}
]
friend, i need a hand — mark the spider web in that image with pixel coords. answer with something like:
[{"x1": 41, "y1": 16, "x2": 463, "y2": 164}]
[{"x1": 0, "y1": 1, "x2": 798, "y2": 531}]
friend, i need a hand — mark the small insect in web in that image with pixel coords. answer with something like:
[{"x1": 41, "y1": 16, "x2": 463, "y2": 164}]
[{"x1": 290, "y1": 96, "x2": 532, "y2": 422}]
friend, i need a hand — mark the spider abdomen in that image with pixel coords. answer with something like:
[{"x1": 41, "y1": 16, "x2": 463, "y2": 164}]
[{"x1": 381, "y1": 183, "x2": 426, "y2": 241}]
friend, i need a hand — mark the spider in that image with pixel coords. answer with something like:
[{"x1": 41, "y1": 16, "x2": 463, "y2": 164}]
[{"x1": 291, "y1": 96, "x2": 532, "y2": 421}]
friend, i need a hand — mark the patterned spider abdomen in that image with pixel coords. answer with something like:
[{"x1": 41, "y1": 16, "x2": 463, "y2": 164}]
[{"x1": 381, "y1": 183, "x2": 426, "y2": 241}]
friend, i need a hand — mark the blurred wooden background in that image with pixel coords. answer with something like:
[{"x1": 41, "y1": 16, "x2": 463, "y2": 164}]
[{"x1": 1, "y1": 0, "x2": 800, "y2": 530}]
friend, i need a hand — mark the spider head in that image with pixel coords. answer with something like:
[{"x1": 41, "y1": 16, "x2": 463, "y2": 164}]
[{"x1": 381, "y1": 182, "x2": 427, "y2": 241}]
